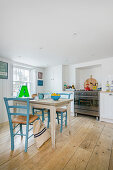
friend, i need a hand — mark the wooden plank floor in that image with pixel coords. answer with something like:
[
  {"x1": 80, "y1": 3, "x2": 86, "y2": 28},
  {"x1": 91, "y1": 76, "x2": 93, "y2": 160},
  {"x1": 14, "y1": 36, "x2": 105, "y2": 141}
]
[{"x1": 0, "y1": 115, "x2": 113, "y2": 170}]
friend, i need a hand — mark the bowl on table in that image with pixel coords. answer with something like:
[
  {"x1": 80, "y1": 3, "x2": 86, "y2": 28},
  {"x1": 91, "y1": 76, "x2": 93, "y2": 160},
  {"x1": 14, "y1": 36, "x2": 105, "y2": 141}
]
[{"x1": 51, "y1": 93, "x2": 61, "y2": 101}]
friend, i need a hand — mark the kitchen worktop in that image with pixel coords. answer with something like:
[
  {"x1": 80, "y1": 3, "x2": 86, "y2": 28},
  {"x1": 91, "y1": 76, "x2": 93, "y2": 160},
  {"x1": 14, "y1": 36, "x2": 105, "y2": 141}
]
[{"x1": 100, "y1": 91, "x2": 113, "y2": 93}]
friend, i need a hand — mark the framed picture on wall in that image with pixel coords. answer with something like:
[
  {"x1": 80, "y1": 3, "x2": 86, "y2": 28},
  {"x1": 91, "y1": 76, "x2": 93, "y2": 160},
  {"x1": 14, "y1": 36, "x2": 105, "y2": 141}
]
[
  {"x1": 38, "y1": 72, "x2": 43, "y2": 79},
  {"x1": 38, "y1": 80, "x2": 43, "y2": 86},
  {"x1": 0, "y1": 61, "x2": 8, "y2": 79}
]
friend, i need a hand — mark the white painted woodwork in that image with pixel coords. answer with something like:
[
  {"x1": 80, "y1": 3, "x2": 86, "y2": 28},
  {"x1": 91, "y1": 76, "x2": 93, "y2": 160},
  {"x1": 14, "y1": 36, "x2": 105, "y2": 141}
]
[
  {"x1": 44, "y1": 65, "x2": 63, "y2": 92},
  {"x1": 0, "y1": 57, "x2": 45, "y2": 123},
  {"x1": 0, "y1": 58, "x2": 13, "y2": 123},
  {"x1": 100, "y1": 92, "x2": 113, "y2": 123},
  {"x1": 76, "y1": 65, "x2": 102, "y2": 89}
]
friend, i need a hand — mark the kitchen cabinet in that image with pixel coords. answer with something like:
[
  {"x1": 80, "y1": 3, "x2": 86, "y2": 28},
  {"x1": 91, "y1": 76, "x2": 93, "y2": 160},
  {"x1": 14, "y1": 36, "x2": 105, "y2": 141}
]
[
  {"x1": 44, "y1": 65, "x2": 62, "y2": 92},
  {"x1": 100, "y1": 92, "x2": 113, "y2": 123}
]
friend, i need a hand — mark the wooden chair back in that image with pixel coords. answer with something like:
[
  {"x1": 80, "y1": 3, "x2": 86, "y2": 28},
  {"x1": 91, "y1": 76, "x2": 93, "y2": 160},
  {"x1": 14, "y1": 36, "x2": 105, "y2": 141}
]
[
  {"x1": 32, "y1": 94, "x2": 37, "y2": 99},
  {"x1": 4, "y1": 97, "x2": 37, "y2": 152},
  {"x1": 4, "y1": 97, "x2": 30, "y2": 122}
]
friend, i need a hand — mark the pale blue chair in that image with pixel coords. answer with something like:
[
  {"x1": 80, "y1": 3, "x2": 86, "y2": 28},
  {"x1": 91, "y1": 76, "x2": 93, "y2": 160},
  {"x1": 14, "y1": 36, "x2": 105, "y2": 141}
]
[
  {"x1": 4, "y1": 97, "x2": 38, "y2": 152},
  {"x1": 56, "y1": 93, "x2": 71, "y2": 133},
  {"x1": 47, "y1": 93, "x2": 71, "y2": 133},
  {"x1": 32, "y1": 107, "x2": 50, "y2": 128},
  {"x1": 32, "y1": 93, "x2": 51, "y2": 128},
  {"x1": 31, "y1": 94, "x2": 45, "y2": 122},
  {"x1": 32, "y1": 107, "x2": 45, "y2": 122}
]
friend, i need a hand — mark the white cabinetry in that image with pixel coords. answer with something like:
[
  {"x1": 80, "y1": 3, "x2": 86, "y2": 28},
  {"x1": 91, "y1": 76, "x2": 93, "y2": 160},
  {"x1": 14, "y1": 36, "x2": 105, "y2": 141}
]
[
  {"x1": 44, "y1": 65, "x2": 62, "y2": 92},
  {"x1": 100, "y1": 92, "x2": 113, "y2": 123}
]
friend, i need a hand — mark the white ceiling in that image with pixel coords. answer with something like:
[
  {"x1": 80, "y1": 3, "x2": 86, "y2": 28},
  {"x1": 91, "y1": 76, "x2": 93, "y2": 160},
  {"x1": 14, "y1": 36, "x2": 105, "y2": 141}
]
[{"x1": 0, "y1": 0, "x2": 113, "y2": 67}]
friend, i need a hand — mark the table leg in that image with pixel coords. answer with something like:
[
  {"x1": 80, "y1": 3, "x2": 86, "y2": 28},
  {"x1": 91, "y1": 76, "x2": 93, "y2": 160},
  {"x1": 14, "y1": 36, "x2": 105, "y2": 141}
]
[
  {"x1": 50, "y1": 106, "x2": 56, "y2": 149},
  {"x1": 67, "y1": 102, "x2": 71, "y2": 135}
]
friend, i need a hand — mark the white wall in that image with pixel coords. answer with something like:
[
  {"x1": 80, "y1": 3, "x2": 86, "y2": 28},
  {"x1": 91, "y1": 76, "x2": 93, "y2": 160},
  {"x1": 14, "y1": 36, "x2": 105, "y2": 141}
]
[
  {"x1": 1, "y1": 56, "x2": 113, "y2": 123},
  {"x1": 62, "y1": 65, "x2": 70, "y2": 87},
  {"x1": 62, "y1": 65, "x2": 75, "y2": 88},
  {"x1": 0, "y1": 57, "x2": 13, "y2": 123},
  {"x1": 30, "y1": 68, "x2": 37, "y2": 95},
  {"x1": 64, "y1": 57, "x2": 113, "y2": 91},
  {"x1": 36, "y1": 68, "x2": 45, "y2": 94},
  {"x1": 76, "y1": 65, "x2": 102, "y2": 89},
  {"x1": 101, "y1": 58, "x2": 113, "y2": 91},
  {"x1": 62, "y1": 57, "x2": 113, "y2": 91},
  {"x1": 44, "y1": 65, "x2": 63, "y2": 92},
  {"x1": 0, "y1": 57, "x2": 45, "y2": 123}
]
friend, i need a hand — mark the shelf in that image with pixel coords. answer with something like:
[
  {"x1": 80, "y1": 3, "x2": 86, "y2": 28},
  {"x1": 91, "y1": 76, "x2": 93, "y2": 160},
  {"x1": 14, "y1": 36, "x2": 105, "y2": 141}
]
[
  {"x1": 75, "y1": 109, "x2": 99, "y2": 116},
  {"x1": 75, "y1": 96, "x2": 99, "y2": 100},
  {"x1": 74, "y1": 105, "x2": 99, "y2": 112}
]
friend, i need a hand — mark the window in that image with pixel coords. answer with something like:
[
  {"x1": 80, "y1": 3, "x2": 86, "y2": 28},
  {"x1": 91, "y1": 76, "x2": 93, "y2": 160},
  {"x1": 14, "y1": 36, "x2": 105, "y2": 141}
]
[{"x1": 13, "y1": 66, "x2": 30, "y2": 97}]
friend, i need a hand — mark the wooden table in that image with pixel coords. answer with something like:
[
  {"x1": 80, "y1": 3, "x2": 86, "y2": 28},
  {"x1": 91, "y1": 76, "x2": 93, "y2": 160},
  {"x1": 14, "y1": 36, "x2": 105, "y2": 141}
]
[{"x1": 14, "y1": 98, "x2": 73, "y2": 149}]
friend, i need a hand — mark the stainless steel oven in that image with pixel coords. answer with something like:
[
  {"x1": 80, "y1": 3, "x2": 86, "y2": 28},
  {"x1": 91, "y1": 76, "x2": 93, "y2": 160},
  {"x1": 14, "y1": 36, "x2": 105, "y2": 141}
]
[{"x1": 74, "y1": 90, "x2": 100, "y2": 119}]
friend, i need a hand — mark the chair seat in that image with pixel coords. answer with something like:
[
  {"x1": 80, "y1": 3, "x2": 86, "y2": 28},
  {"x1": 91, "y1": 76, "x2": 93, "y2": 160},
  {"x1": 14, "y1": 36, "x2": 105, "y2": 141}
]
[
  {"x1": 34, "y1": 110, "x2": 43, "y2": 114},
  {"x1": 44, "y1": 109, "x2": 50, "y2": 113},
  {"x1": 12, "y1": 115, "x2": 38, "y2": 124},
  {"x1": 56, "y1": 108, "x2": 67, "y2": 113}
]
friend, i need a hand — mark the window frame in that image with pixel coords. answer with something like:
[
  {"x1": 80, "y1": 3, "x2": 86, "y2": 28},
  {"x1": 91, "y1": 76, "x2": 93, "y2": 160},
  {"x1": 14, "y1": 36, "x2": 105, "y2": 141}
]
[{"x1": 13, "y1": 65, "x2": 31, "y2": 97}]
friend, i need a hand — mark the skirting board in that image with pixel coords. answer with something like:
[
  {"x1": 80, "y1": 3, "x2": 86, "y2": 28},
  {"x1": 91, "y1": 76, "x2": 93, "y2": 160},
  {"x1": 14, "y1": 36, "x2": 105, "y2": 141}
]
[
  {"x1": 0, "y1": 121, "x2": 9, "y2": 127},
  {"x1": 100, "y1": 117, "x2": 113, "y2": 124}
]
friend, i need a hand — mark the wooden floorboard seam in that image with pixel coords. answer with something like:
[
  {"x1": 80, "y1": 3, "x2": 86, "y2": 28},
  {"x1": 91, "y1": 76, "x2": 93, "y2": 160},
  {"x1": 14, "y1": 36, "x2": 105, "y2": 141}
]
[
  {"x1": 0, "y1": 117, "x2": 83, "y2": 168},
  {"x1": 85, "y1": 124, "x2": 105, "y2": 170},
  {"x1": 108, "y1": 140, "x2": 113, "y2": 170},
  {"x1": 22, "y1": 118, "x2": 92, "y2": 170},
  {"x1": 1, "y1": 116, "x2": 113, "y2": 170},
  {"x1": 61, "y1": 119, "x2": 94, "y2": 170},
  {"x1": 23, "y1": 118, "x2": 92, "y2": 170},
  {"x1": 0, "y1": 142, "x2": 35, "y2": 167}
]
